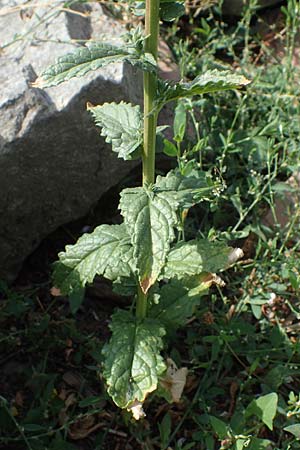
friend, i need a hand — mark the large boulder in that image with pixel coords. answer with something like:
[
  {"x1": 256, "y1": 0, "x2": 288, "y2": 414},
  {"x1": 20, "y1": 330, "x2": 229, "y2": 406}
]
[{"x1": 0, "y1": 1, "x2": 142, "y2": 281}]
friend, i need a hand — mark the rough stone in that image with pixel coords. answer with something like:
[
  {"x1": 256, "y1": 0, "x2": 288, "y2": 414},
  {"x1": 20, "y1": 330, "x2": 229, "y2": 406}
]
[{"x1": 0, "y1": 1, "x2": 142, "y2": 281}]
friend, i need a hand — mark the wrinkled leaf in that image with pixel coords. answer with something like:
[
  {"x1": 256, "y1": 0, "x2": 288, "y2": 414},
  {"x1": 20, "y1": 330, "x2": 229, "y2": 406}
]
[
  {"x1": 53, "y1": 224, "x2": 134, "y2": 304},
  {"x1": 132, "y1": 0, "x2": 185, "y2": 21},
  {"x1": 155, "y1": 168, "x2": 222, "y2": 209},
  {"x1": 160, "y1": 1, "x2": 185, "y2": 21},
  {"x1": 245, "y1": 392, "x2": 278, "y2": 430},
  {"x1": 149, "y1": 273, "x2": 223, "y2": 328},
  {"x1": 103, "y1": 310, "x2": 166, "y2": 411},
  {"x1": 33, "y1": 42, "x2": 156, "y2": 88},
  {"x1": 155, "y1": 70, "x2": 250, "y2": 111},
  {"x1": 88, "y1": 102, "x2": 143, "y2": 160},
  {"x1": 161, "y1": 239, "x2": 240, "y2": 280},
  {"x1": 119, "y1": 187, "x2": 177, "y2": 293}
]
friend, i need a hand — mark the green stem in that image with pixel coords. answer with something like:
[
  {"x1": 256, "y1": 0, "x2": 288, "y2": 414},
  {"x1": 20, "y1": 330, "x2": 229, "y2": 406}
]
[
  {"x1": 136, "y1": 0, "x2": 160, "y2": 319},
  {"x1": 143, "y1": 0, "x2": 160, "y2": 185},
  {"x1": 136, "y1": 285, "x2": 148, "y2": 320}
]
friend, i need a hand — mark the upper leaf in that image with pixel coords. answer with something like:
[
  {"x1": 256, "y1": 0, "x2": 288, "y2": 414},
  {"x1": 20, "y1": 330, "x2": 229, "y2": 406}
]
[
  {"x1": 88, "y1": 102, "x2": 143, "y2": 160},
  {"x1": 119, "y1": 187, "x2": 178, "y2": 293},
  {"x1": 161, "y1": 239, "x2": 239, "y2": 280},
  {"x1": 33, "y1": 42, "x2": 156, "y2": 88},
  {"x1": 132, "y1": 0, "x2": 185, "y2": 21},
  {"x1": 103, "y1": 310, "x2": 166, "y2": 411},
  {"x1": 160, "y1": 1, "x2": 185, "y2": 21},
  {"x1": 53, "y1": 223, "x2": 134, "y2": 298},
  {"x1": 149, "y1": 274, "x2": 222, "y2": 329},
  {"x1": 155, "y1": 168, "x2": 222, "y2": 209},
  {"x1": 155, "y1": 70, "x2": 250, "y2": 111}
]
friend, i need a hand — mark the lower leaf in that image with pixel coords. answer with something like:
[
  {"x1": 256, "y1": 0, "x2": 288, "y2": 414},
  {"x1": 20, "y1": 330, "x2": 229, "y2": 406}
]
[
  {"x1": 149, "y1": 273, "x2": 223, "y2": 329},
  {"x1": 53, "y1": 223, "x2": 134, "y2": 302},
  {"x1": 102, "y1": 310, "x2": 166, "y2": 413}
]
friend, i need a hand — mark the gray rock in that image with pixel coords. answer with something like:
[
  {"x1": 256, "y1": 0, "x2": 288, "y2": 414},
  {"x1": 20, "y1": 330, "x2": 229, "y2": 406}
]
[
  {"x1": 222, "y1": 0, "x2": 282, "y2": 16},
  {"x1": 0, "y1": 1, "x2": 142, "y2": 281}
]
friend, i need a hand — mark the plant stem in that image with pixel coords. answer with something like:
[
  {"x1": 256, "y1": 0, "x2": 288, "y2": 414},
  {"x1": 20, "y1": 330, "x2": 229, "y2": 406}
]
[
  {"x1": 136, "y1": 0, "x2": 160, "y2": 319},
  {"x1": 142, "y1": 0, "x2": 160, "y2": 185},
  {"x1": 136, "y1": 285, "x2": 148, "y2": 320}
]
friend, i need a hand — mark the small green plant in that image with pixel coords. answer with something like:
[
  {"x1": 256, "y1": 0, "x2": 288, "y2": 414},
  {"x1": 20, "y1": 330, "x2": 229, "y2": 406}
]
[{"x1": 34, "y1": 0, "x2": 248, "y2": 417}]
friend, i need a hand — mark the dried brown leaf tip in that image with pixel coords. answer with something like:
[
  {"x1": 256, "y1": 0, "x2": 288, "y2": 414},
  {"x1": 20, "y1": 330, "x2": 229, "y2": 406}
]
[{"x1": 127, "y1": 400, "x2": 146, "y2": 420}]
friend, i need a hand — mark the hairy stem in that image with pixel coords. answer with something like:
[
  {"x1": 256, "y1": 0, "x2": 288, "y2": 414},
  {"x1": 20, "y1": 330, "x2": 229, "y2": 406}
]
[
  {"x1": 136, "y1": 285, "x2": 148, "y2": 320},
  {"x1": 136, "y1": 0, "x2": 160, "y2": 320},
  {"x1": 142, "y1": 0, "x2": 159, "y2": 186}
]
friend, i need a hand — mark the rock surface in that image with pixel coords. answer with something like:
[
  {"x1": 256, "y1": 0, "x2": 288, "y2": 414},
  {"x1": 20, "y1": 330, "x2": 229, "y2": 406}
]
[{"x1": 0, "y1": 1, "x2": 142, "y2": 281}]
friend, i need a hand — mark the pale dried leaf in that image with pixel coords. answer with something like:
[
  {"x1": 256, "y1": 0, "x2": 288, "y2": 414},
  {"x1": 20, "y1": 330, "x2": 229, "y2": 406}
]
[
  {"x1": 127, "y1": 400, "x2": 146, "y2": 420},
  {"x1": 160, "y1": 358, "x2": 188, "y2": 403},
  {"x1": 50, "y1": 286, "x2": 62, "y2": 296},
  {"x1": 227, "y1": 248, "x2": 244, "y2": 265}
]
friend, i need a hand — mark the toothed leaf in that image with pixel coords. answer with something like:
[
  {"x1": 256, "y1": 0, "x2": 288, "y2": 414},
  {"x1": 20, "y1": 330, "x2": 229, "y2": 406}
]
[
  {"x1": 155, "y1": 70, "x2": 250, "y2": 111},
  {"x1": 103, "y1": 310, "x2": 166, "y2": 409},
  {"x1": 161, "y1": 239, "x2": 236, "y2": 280},
  {"x1": 53, "y1": 224, "x2": 134, "y2": 301},
  {"x1": 88, "y1": 102, "x2": 143, "y2": 160},
  {"x1": 155, "y1": 168, "x2": 222, "y2": 208},
  {"x1": 149, "y1": 274, "x2": 220, "y2": 329},
  {"x1": 34, "y1": 43, "x2": 156, "y2": 88},
  {"x1": 119, "y1": 187, "x2": 178, "y2": 293}
]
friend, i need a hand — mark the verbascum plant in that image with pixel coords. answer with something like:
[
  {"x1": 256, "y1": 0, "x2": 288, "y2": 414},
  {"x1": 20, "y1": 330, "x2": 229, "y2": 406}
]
[{"x1": 34, "y1": 0, "x2": 249, "y2": 418}]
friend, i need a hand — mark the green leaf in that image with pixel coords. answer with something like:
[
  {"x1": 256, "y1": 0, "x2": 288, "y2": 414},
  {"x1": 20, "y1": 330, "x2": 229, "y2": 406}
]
[
  {"x1": 246, "y1": 438, "x2": 272, "y2": 450},
  {"x1": 236, "y1": 438, "x2": 272, "y2": 450},
  {"x1": 88, "y1": 102, "x2": 143, "y2": 160},
  {"x1": 149, "y1": 274, "x2": 219, "y2": 328},
  {"x1": 69, "y1": 288, "x2": 85, "y2": 315},
  {"x1": 209, "y1": 416, "x2": 228, "y2": 439},
  {"x1": 53, "y1": 223, "x2": 134, "y2": 299},
  {"x1": 174, "y1": 101, "x2": 187, "y2": 142},
  {"x1": 158, "y1": 413, "x2": 172, "y2": 449},
  {"x1": 131, "y1": 0, "x2": 185, "y2": 21},
  {"x1": 160, "y1": 1, "x2": 185, "y2": 21},
  {"x1": 284, "y1": 424, "x2": 300, "y2": 439},
  {"x1": 161, "y1": 239, "x2": 236, "y2": 280},
  {"x1": 245, "y1": 393, "x2": 278, "y2": 430},
  {"x1": 155, "y1": 70, "x2": 250, "y2": 111},
  {"x1": 33, "y1": 42, "x2": 156, "y2": 88},
  {"x1": 163, "y1": 139, "x2": 178, "y2": 157},
  {"x1": 112, "y1": 276, "x2": 138, "y2": 297},
  {"x1": 119, "y1": 187, "x2": 177, "y2": 293},
  {"x1": 102, "y1": 310, "x2": 166, "y2": 410},
  {"x1": 155, "y1": 169, "x2": 222, "y2": 209}
]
